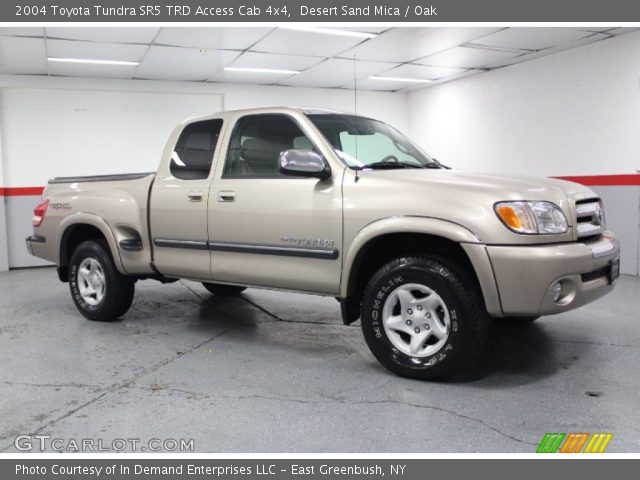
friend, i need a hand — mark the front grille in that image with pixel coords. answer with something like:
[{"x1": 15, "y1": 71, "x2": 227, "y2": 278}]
[
  {"x1": 581, "y1": 265, "x2": 609, "y2": 282},
  {"x1": 575, "y1": 198, "x2": 604, "y2": 239}
]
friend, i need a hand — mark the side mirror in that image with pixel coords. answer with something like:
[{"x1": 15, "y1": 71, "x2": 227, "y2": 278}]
[{"x1": 279, "y1": 149, "x2": 331, "y2": 180}]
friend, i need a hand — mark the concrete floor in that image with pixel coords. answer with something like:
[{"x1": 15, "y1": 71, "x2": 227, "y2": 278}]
[{"x1": 0, "y1": 267, "x2": 638, "y2": 453}]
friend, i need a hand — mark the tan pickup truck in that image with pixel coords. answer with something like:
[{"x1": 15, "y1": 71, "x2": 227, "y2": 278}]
[{"x1": 26, "y1": 107, "x2": 620, "y2": 379}]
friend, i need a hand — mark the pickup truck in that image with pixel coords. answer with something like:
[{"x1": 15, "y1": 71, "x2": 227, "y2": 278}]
[{"x1": 26, "y1": 107, "x2": 620, "y2": 379}]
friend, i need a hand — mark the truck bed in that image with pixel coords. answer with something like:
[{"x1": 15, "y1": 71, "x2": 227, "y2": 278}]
[{"x1": 36, "y1": 171, "x2": 158, "y2": 277}]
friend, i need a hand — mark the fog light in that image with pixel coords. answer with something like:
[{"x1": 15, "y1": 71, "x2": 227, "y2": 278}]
[{"x1": 550, "y1": 282, "x2": 562, "y2": 302}]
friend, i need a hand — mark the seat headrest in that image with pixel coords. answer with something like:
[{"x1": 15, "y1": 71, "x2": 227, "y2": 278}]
[{"x1": 240, "y1": 138, "x2": 276, "y2": 165}]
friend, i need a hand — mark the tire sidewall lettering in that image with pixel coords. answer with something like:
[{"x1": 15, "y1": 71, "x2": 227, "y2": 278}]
[
  {"x1": 365, "y1": 267, "x2": 463, "y2": 371},
  {"x1": 70, "y1": 252, "x2": 104, "y2": 313},
  {"x1": 371, "y1": 275, "x2": 403, "y2": 338},
  {"x1": 70, "y1": 263, "x2": 89, "y2": 310}
]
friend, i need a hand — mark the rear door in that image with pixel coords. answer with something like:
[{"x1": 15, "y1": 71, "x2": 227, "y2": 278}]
[
  {"x1": 207, "y1": 113, "x2": 344, "y2": 294},
  {"x1": 149, "y1": 118, "x2": 223, "y2": 279}
]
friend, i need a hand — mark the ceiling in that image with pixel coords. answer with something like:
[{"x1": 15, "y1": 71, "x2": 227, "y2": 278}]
[{"x1": 0, "y1": 27, "x2": 636, "y2": 92}]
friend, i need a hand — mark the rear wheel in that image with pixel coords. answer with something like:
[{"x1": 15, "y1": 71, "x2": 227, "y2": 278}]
[
  {"x1": 69, "y1": 240, "x2": 135, "y2": 321},
  {"x1": 202, "y1": 283, "x2": 246, "y2": 296},
  {"x1": 360, "y1": 256, "x2": 489, "y2": 380}
]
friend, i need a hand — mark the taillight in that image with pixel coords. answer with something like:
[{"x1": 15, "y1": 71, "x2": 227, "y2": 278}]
[{"x1": 32, "y1": 199, "x2": 49, "y2": 227}]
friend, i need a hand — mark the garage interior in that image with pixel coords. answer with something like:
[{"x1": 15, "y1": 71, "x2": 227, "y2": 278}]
[{"x1": 1, "y1": 26, "x2": 639, "y2": 452}]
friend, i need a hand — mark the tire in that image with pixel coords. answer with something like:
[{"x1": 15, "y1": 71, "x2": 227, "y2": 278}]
[
  {"x1": 361, "y1": 256, "x2": 490, "y2": 380},
  {"x1": 494, "y1": 316, "x2": 540, "y2": 325},
  {"x1": 202, "y1": 283, "x2": 247, "y2": 296},
  {"x1": 69, "y1": 240, "x2": 135, "y2": 321}
]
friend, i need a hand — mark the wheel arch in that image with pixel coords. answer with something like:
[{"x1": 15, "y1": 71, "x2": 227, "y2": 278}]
[
  {"x1": 340, "y1": 217, "x2": 501, "y2": 324},
  {"x1": 57, "y1": 214, "x2": 125, "y2": 280}
]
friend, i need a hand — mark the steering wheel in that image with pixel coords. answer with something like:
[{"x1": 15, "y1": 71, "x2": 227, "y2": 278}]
[{"x1": 379, "y1": 155, "x2": 399, "y2": 163}]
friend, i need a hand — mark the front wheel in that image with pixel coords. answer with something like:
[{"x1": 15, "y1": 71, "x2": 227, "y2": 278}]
[
  {"x1": 69, "y1": 240, "x2": 135, "y2": 321},
  {"x1": 360, "y1": 256, "x2": 489, "y2": 380}
]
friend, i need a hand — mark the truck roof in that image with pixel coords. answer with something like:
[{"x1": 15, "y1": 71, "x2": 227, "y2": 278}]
[{"x1": 179, "y1": 106, "x2": 363, "y2": 126}]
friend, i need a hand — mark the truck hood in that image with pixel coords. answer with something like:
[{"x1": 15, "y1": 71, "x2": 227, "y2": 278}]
[
  {"x1": 349, "y1": 169, "x2": 599, "y2": 244},
  {"x1": 362, "y1": 169, "x2": 595, "y2": 201}
]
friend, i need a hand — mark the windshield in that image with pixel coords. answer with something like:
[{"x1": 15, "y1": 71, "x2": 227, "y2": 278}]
[{"x1": 307, "y1": 113, "x2": 441, "y2": 170}]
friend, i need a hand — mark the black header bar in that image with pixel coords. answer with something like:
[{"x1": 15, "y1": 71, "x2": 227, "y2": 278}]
[
  {"x1": 2, "y1": 458, "x2": 640, "y2": 480},
  {"x1": 3, "y1": 0, "x2": 640, "y2": 22}
]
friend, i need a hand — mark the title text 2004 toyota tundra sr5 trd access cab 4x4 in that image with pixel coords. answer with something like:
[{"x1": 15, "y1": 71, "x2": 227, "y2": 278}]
[{"x1": 26, "y1": 107, "x2": 620, "y2": 379}]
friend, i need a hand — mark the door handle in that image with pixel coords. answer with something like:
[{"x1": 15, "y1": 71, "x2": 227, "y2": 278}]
[
  {"x1": 217, "y1": 190, "x2": 236, "y2": 202},
  {"x1": 187, "y1": 191, "x2": 203, "y2": 202}
]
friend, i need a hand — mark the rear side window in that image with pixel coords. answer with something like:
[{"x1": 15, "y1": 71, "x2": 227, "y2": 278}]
[
  {"x1": 170, "y1": 119, "x2": 223, "y2": 180},
  {"x1": 223, "y1": 114, "x2": 311, "y2": 178}
]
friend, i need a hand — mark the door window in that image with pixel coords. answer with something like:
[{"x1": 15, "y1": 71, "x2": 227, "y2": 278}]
[
  {"x1": 170, "y1": 119, "x2": 223, "y2": 180},
  {"x1": 223, "y1": 114, "x2": 313, "y2": 178}
]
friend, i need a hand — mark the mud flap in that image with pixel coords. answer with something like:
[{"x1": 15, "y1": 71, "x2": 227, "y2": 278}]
[{"x1": 340, "y1": 298, "x2": 360, "y2": 325}]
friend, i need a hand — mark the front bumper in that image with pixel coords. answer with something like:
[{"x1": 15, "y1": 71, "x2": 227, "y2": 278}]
[{"x1": 487, "y1": 232, "x2": 620, "y2": 316}]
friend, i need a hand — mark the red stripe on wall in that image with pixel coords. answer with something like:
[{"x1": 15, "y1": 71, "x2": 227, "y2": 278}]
[
  {"x1": 0, "y1": 187, "x2": 45, "y2": 197},
  {"x1": 0, "y1": 175, "x2": 638, "y2": 195},
  {"x1": 554, "y1": 174, "x2": 640, "y2": 186}
]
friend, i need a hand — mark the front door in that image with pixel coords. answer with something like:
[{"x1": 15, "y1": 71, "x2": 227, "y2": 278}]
[{"x1": 207, "y1": 113, "x2": 343, "y2": 294}]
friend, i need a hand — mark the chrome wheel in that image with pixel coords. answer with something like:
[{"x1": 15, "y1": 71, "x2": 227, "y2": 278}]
[
  {"x1": 382, "y1": 283, "x2": 451, "y2": 357},
  {"x1": 77, "y1": 257, "x2": 106, "y2": 306}
]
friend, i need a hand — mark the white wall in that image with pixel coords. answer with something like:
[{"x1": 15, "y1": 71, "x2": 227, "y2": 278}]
[
  {"x1": 0, "y1": 75, "x2": 409, "y2": 186},
  {"x1": 1, "y1": 88, "x2": 224, "y2": 186},
  {"x1": 407, "y1": 30, "x2": 640, "y2": 176},
  {"x1": 407, "y1": 31, "x2": 640, "y2": 275}
]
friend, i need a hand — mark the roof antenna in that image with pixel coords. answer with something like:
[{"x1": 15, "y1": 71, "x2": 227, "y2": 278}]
[{"x1": 353, "y1": 53, "x2": 360, "y2": 184}]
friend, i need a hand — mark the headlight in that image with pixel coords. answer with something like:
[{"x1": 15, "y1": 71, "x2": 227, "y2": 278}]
[{"x1": 495, "y1": 201, "x2": 568, "y2": 234}]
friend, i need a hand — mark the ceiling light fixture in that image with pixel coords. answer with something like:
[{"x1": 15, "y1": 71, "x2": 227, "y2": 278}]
[
  {"x1": 369, "y1": 76, "x2": 431, "y2": 83},
  {"x1": 224, "y1": 67, "x2": 300, "y2": 75},
  {"x1": 47, "y1": 57, "x2": 139, "y2": 66},
  {"x1": 281, "y1": 26, "x2": 377, "y2": 39}
]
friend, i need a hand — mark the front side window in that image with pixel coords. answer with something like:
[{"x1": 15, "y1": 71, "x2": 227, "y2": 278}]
[
  {"x1": 307, "y1": 114, "x2": 440, "y2": 170},
  {"x1": 170, "y1": 119, "x2": 223, "y2": 180},
  {"x1": 223, "y1": 114, "x2": 313, "y2": 178}
]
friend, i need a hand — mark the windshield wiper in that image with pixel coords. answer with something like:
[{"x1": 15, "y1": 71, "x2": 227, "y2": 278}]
[
  {"x1": 429, "y1": 158, "x2": 451, "y2": 169},
  {"x1": 359, "y1": 160, "x2": 423, "y2": 170},
  {"x1": 424, "y1": 162, "x2": 444, "y2": 169}
]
